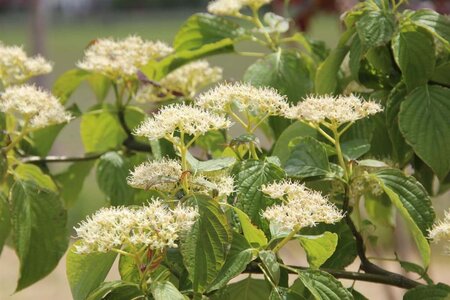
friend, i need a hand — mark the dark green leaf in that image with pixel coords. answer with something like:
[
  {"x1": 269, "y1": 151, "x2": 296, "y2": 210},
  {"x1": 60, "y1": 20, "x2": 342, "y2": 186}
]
[
  {"x1": 285, "y1": 137, "x2": 330, "y2": 179},
  {"x1": 409, "y1": 9, "x2": 450, "y2": 45},
  {"x1": 398, "y1": 260, "x2": 433, "y2": 284},
  {"x1": 392, "y1": 26, "x2": 435, "y2": 90},
  {"x1": 0, "y1": 193, "x2": 10, "y2": 255},
  {"x1": 181, "y1": 195, "x2": 232, "y2": 293},
  {"x1": 373, "y1": 169, "x2": 434, "y2": 266},
  {"x1": 341, "y1": 139, "x2": 370, "y2": 160},
  {"x1": 315, "y1": 46, "x2": 348, "y2": 94},
  {"x1": 96, "y1": 152, "x2": 135, "y2": 206},
  {"x1": 233, "y1": 159, "x2": 285, "y2": 226},
  {"x1": 298, "y1": 270, "x2": 353, "y2": 300},
  {"x1": 356, "y1": 10, "x2": 395, "y2": 47},
  {"x1": 431, "y1": 61, "x2": 450, "y2": 85},
  {"x1": 87, "y1": 281, "x2": 143, "y2": 300},
  {"x1": 404, "y1": 283, "x2": 450, "y2": 300},
  {"x1": 11, "y1": 179, "x2": 68, "y2": 291},
  {"x1": 66, "y1": 241, "x2": 117, "y2": 300},
  {"x1": 218, "y1": 277, "x2": 271, "y2": 300},
  {"x1": 259, "y1": 250, "x2": 280, "y2": 284},
  {"x1": 298, "y1": 232, "x2": 338, "y2": 269},
  {"x1": 80, "y1": 109, "x2": 126, "y2": 153},
  {"x1": 399, "y1": 85, "x2": 450, "y2": 179}
]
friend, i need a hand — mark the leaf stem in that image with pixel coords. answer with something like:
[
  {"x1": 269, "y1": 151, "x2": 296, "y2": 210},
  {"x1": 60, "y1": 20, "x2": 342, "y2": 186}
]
[{"x1": 272, "y1": 226, "x2": 300, "y2": 253}]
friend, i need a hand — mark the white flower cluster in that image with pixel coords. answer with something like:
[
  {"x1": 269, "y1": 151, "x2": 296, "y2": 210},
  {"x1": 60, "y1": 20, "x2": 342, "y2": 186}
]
[
  {"x1": 135, "y1": 60, "x2": 222, "y2": 103},
  {"x1": 262, "y1": 180, "x2": 344, "y2": 231},
  {"x1": 196, "y1": 82, "x2": 288, "y2": 116},
  {"x1": 207, "y1": 0, "x2": 272, "y2": 16},
  {"x1": 74, "y1": 200, "x2": 198, "y2": 254},
  {"x1": 127, "y1": 158, "x2": 234, "y2": 197},
  {"x1": 0, "y1": 84, "x2": 72, "y2": 129},
  {"x1": 134, "y1": 104, "x2": 231, "y2": 140},
  {"x1": 429, "y1": 210, "x2": 450, "y2": 254},
  {"x1": 285, "y1": 94, "x2": 382, "y2": 125},
  {"x1": 77, "y1": 35, "x2": 173, "y2": 80},
  {"x1": 0, "y1": 43, "x2": 52, "y2": 86}
]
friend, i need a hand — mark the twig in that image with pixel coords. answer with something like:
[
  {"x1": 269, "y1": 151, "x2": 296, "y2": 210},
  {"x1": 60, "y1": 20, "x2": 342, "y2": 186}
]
[{"x1": 21, "y1": 153, "x2": 103, "y2": 163}]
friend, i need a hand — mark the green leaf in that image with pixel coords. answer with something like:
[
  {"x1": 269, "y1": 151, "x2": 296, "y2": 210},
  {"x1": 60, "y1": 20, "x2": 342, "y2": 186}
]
[
  {"x1": 233, "y1": 206, "x2": 267, "y2": 247},
  {"x1": 404, "y1": 283, "x2": 450, "y2": 300},
  {"x1": 218, "y1": 277, "x2": 271, "y2": 300},
  {"x1": 285, "y1": 137, "x2": 330, "y2": 179},
  {"x1": 87, "y1": 281, "x2": 143, "y2": 300},
  {"x1": 364, "y1": 192, "x2": 395, "y2": 228},
  {"x1": 398, "y1": 85, "x2": 450, "y2": 179},
  {"x1": 259, "y1": 250, "x2": 280, "y2": 284},
  {"x1": 66, "y1": 241, "x2": 117, "y2": 300},
  {"x1": 301, "y1": 221, "x2": 357, "y2": 269},
  {"x1": 96, "y1": 152, "x2": 135, "y2": 206},
  {"x1": 87, "y1": 74, "x2": 111, "y2": 103},
  {"x1": 372, "y1": 169, "x2": 434, "y2": 266},
  {"x1": 11, "y1": 179, "x2": 68, "y2": 291},
  {"x1": 392, "y1": 26, "x2": 435, "y2": 90},
  {"x1": 431, "y1": 60, "x2": 450, "y2": 85},
  {"x1": 52, "y1": 69, "x2": 90, "y2": 104},
  {"x1": 349, "y1": 35, "x2": 365, "y2": 80},
  {"x1": 356, "y1": 10, "x2": 395, "y2": 47},
  {"x1": 0, "y1": 193, "x2": 11, "y2": 255},
  {"x1": 151, "y1": 281, "x2": 185, "y2": 300},
  {"x1": 118, "y1": 253, "x2": 140, "y2": 284},
  {"x1": 55, "y1": 161, "x2": 94, "y2": 207},
  {"x1": 398, "y1": 260, "x2": 433, "y2": 284},
  {"x1": 174, "y1": 13, "x2": 245, "y2": 51},
  {"x1": 187, "y1": 153, "x2": 236, "y2": 173},
  {"x1": 341, "y1": 139, "x2": 370, "y2": 160},
  {"x1": 298, "y1": 232, "x2": 338, "y2": 269},
  {"x1": 315, "y1": 46, "x2": 348, "y2": 94},
  {"x1": 272, "y1": 122, "x2": 317, "y2": 166},
  {"x1": 233, "y1": 159, "x2": 285, "y2": 226},
  {"x1": 80, "y1": 109, "x2": 126, "y2": 153},
  {"x1": 409, "y1": 9, "x2": 450, "y2": 45},
  {"x1": 181, "y1": 195, "x2": 232, "y2": 293},
  {"x1": 298, "y1": 270, "x2": 353, "y2": 300},
  {"x1": 207, "y1": 248, "x2": 254, "y2": 292},
  {"x1": 244, "y1": 50, "x2": 312, "y2": 103}
]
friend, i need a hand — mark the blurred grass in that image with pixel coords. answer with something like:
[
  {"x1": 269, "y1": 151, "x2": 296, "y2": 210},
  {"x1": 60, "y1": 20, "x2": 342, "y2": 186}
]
[{"x1": 0, "y1": 10, "x2": 342, "y2": 228}]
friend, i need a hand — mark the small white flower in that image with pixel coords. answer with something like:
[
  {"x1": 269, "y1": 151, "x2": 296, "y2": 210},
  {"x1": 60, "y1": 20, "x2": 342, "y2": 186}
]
[
  {"x1": 207, "y1": 0, "x2": 243, "y2": 16},
  {"x1": 429, "y1": 210, "x2": 450, "y2": 255},
  {"x1": 285, "y1": 94, "x2": 382, "y2": 125},
  {"x1": 196, "y1": 82, "x2": 288, "y2": 116},
  {"x1": 134, "y1": 103, "x2": 232, "y2": 140},
  {"x1": 192, "y1": 173, "x2": 235, "y2": 197},
  {"x1": 0, "y1": 84, "x2": 72, "y2": 128},
  {"x1": 0, "y1": 43, "x2": 52, "y2": 86},
  {"x1": 262, "y1": 180, "x2": 344, "y2": 231},
  {"x1": 77, "y1": 35, "x2": 173, "y2": 80},
  {"x1": 74, "y1": 200, "x2": 198, "y2": 254}
]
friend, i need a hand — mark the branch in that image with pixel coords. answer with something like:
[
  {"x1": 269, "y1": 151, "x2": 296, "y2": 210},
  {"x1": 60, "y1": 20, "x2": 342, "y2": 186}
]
[
  {"x1": 117, "y1": 107, "x2": 152, "y2": 153},
  {"x1": 21, "y1": 153, "x2": 103, "y2": 163},
  {"x1": 244, "y1": 262, "x2": 422, "y2": 289}
]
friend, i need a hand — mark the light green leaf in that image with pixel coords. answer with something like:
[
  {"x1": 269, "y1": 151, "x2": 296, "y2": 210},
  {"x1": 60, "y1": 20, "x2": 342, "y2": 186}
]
[
  {"x1": 259, "y1": 250, "x2": 280, "y2": 284},
  {"x1": 233, "y1": 159, "x2": 285, "y2": 226},
  {"x1": 0, "y1": 193, "x2": 11, "y2": 255},
  {"x1": 298, "y1": 270, "x2": 353, "y2": 300},
  {"x1": 356, "y1": 10, "x2": 396, "y2": 47},
  {"x1": 55, "y1": 161, "x2": 94, "y2": 207},
  {"x1": 11, "y1": 179, "x2": 68, "y2": 291},
  {"x1": 341, "y1": 139, "x2": 370, "y2": 160},
  {"x1": 52, "y1": 69, "x2": 90, "y2": 104},
  {"x1": 372, "y1": 169, "x2": 434, "y2": 266},
  {"x1": 409, "y1": 9, "x2": 450, "y2": 45},
  {"x1": 14, "y1": 163, "x2": 57, "y2": 191},
  {"x1": 285, "y1": 137, "x2": 330, "y2": 179},
  {"x1": 151, "y1": 281, "x2": 185, "y2": 300},
  {"x1": 315, "y1": 46, "x2": 348, "y2": 94},
  {"x1": 298, "y1": 232, "x2": 338, "y2": 269},
  {"x1": 96, "y1": 152, "x2": 135, "y2": 206},
  {"x1": 187, "y1": 153, "x2": 236, "y2": 173},
  {"x1": 404, "y1": 283, "x2": 450, "y2": 300},
  {"x1": 364, "y1": 192, "x2": 395, "y2": 228},
  {"x1": 392, "y1": 26, "x2": 435, "y2": 90},
  {"x1": 181, "y1": 195, "x2": 232, "y2": 293},
  {"x1": 398, "y1": 85, "x2": 450, "y2": 179},
  {"x1": 80, "y1": 109, "x2": 126, "y2": 153},
  {"x1": 233, "y1": 206, "x2": 267, "y2": 247},
  {"x1": 87, "y1": 74, "x2": 111, "y2": 103},
  {"x1": 66, "y1": 241, "x2": 117, "y2": 300}
]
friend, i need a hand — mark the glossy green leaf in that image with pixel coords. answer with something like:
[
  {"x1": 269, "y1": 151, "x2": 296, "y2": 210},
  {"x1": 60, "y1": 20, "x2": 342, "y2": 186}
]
[
  {"x1": 80, "y1": 109, "x2": 126, "y2": 153},
  {"x1": 392, "y1": 26, "x2": 435, "y2": 90},
  {"x1": 181, "y1": 195, "x2": 232, "y2": 293},
  {"x1": 409, "y1": 9, "x2": 450, "y2": 45},
  {"x1": 11, "y1": 179, "x2": 68, "y2": 291},
  {"x1": 151, "y1": 281, "x2": 185, "y2": 300},
  {"x1": 285, "y1": 137, "x2": 330, "y2": 179},
  {"x1": 233, "y1": 206, "x2": 267, "y2": 247},
  {"x1": 66, "y1": 241, "x2": 117, "y2": 300},
  {"x1": 96, "y1": 152, "x2": 135, "y2": 206},
  {"x1": 404, "y1": 283, "x2": 450, "y2": 300},
  {"x1": 373, "y1": 169, "x2": 434, "y2": 266},
  {"x1": 315, "y1": 46, "x2": 348, "y2": 94},
  {"x1": 233, "y1": 159, "x2": 285, "y2": 226},
  {"x1": 356, "y1": 10, "x2": 395, "y2": 47},
  {"x1": 298, "y1": 232, "x2": 338, "y2": 269},
  {"x1": 0, "y1": 193, "x2": 11, "y2": 255},
  {"x1": 399, "y1": 85, "x2": 450, "y2": 179},
  {"x1": 298, "y1": 270, "x2": 353, "y2": 300},
  {"x1": 86, "y1": 281, "x2": 142, "y2": 300}
]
